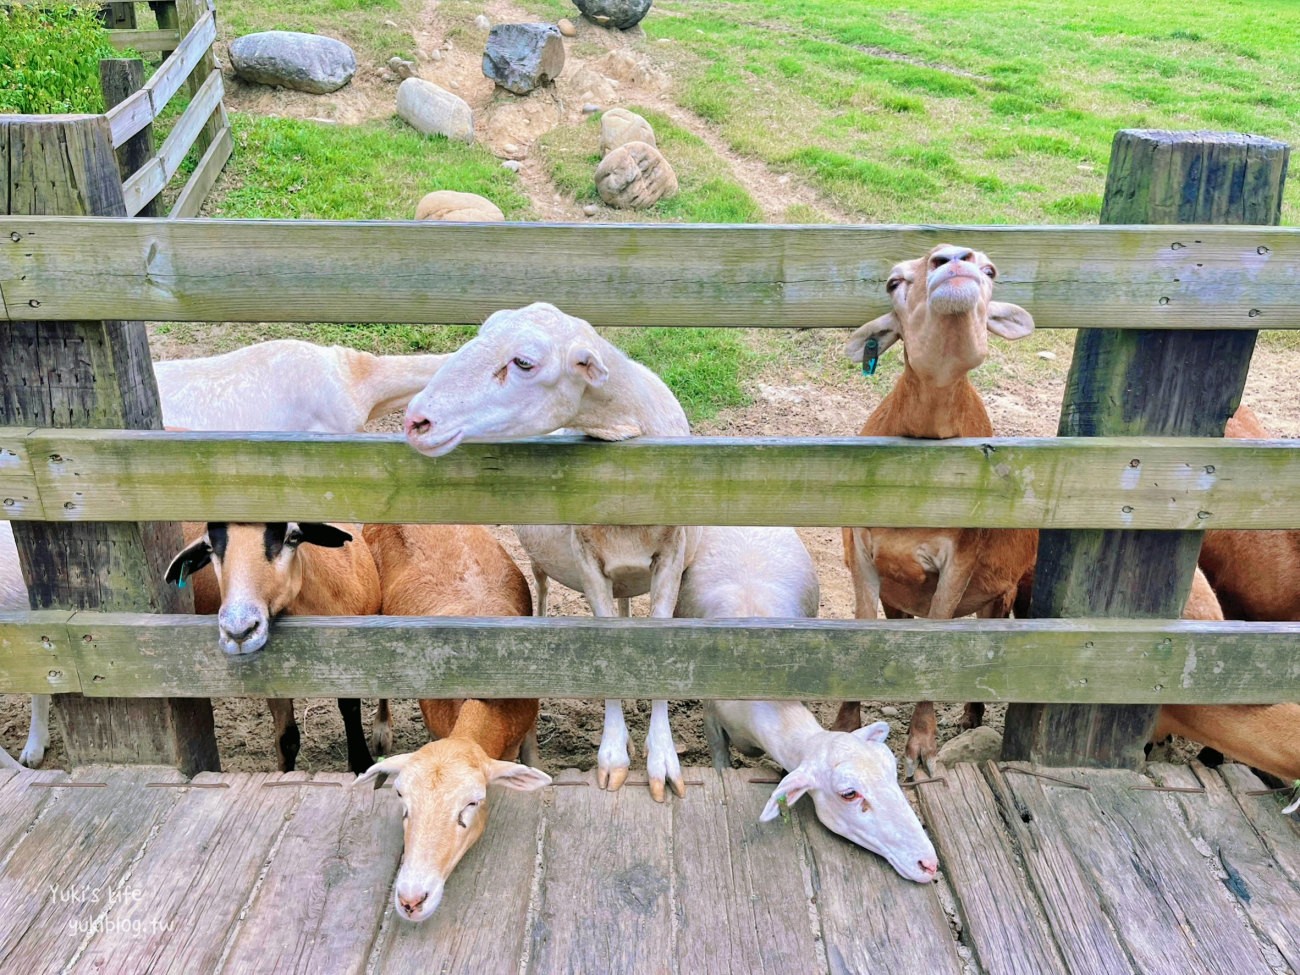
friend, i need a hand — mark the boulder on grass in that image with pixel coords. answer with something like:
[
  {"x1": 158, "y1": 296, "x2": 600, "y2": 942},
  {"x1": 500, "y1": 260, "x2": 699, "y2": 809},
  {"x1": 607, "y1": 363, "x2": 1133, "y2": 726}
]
[
  {"x1": 396, "y1": 78, "x2": 475, "y2": 143},
  {"x1": 229, "y1": 31, "x2": 357, "y2": 94},
  {"x1": 482, "y1": 23, "x2": 565, "y2": 95},
  {"x1": 595, "y1": 140, "x2": 677, "y2": 209},
  {"x1": 573, "y1": 0, "x2": 652, "y2": 30},
  {"x1": 414, "y1": 191, "x2": 505, "y2": 222},
  {"x1": 600, "y1": 108, "x2": 655, "y2": 154}
]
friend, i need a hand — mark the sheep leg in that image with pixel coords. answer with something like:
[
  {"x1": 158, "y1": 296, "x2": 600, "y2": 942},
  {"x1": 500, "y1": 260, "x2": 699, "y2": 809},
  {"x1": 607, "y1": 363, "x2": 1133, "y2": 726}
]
[
  {"x1": 835, "y1": 528, "x2": 884, "y2": 733},
  {"x1": 338, "y1": 698, "x2": 374, "y2": 773},
  {"x1": 21, "y1": 694, "x2": 50, "y2": 767},
  {"x1": 533, "y1": 564, "x2": 549, "y2": 617},
  {"x1": 269, "y1": 699, "x2": 300, "y2": 772},
  {"x1": 645, "y1": 536, "x2": 689, "y2": 802},
  {"x1": 703, "y1": 703, "x2": 732, "y2": 771},
  {"x1": 370, "y1": 699, "x2": 393, "y2": 756},
  {"x1": 520, "y1": 727, "x2": 540, "y2": 768},
  {"x1": 905, "y1": 702, "x2": 939, "y2": 780},
  {"x1": 575, "y1": 553, "x2": 629, "y2": 792}
]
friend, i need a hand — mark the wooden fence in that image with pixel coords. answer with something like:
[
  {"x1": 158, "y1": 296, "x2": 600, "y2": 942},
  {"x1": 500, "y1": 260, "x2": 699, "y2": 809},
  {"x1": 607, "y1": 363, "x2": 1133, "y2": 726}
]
[{"x1": 0, "y1": 127, "x2": 1294, "y2": 775}]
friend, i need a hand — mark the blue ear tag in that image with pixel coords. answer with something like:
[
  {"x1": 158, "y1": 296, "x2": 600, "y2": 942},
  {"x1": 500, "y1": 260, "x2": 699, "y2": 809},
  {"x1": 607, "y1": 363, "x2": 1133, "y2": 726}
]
[
  {"x1": 177, "y1": 563, "x2": 188, "y2": 589},
  {"x1": 862, "y1": 337, "x2": 880, "y2": 376}
]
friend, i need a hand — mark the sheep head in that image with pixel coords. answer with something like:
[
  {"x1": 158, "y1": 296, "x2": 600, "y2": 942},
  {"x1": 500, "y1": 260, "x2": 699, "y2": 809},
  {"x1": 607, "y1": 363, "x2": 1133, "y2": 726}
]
[
  {"x1": 759, "y1": 721, "x2": 938, "y2": 884},
  {"x1": 358, "y1": 740, "x2": 551, "y2": 923},
  {"x1": 404, "y1": 302, "x2": 612, "y2": 457},
  {"x1": 846, "y1": 244, "x2": 1034, "y2": 387},
  {"x1": 164, "y1": 522, "x2": 353, "y2": 655}
]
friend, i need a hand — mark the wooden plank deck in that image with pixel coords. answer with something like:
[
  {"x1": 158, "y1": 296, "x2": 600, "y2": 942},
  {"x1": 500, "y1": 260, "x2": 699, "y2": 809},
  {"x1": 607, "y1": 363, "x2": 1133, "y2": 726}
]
[{"x1": 0, "y1": 762, "x2": 1295, "y2": 974}]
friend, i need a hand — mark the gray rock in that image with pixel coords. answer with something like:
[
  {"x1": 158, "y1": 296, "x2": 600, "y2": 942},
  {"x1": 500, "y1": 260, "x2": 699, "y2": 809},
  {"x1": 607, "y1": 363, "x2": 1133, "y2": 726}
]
[
  {"x1": 583, "y1": 203, "x2": 600, "y2": 215},
  {"x1": 474, "y1": 14, "x2": 491, "y2": 30},
  {"x1": 502, "y1": 160, "x2": 523, "y2": 172},
  {"x1": 595, "y1": 140, "x2": 677, "y2": 208},
  {"x1": 483, "y1": 23, "x2": 566, "y2": 95},
  {"x1": 229, "y1": 31, "x2": 357, "y2": 94},
  {"x1": 387, "y1": 56, "x2": 417, "y2": 80},
  {"x1": 600, "y1": 107, "x2": 655, "y2": 153},
  {"x1": 879, "y1": 705, "x2": 900, "y2": 717},
  {"x1": 936, "y1": 726, "x2": 1002, "y2": 766},
  {"x1": 396, "y1": 78, "x2": 475, "y2": 142},
  {"x1": 557, "y1": 18, "x2": 578, "y2": 36},
  {"x1": 582, "y1": 103, "x2": 601, "y2": 114},
  {"x1": 573, "y1": 0, "x2": 653, "y2": 30}
]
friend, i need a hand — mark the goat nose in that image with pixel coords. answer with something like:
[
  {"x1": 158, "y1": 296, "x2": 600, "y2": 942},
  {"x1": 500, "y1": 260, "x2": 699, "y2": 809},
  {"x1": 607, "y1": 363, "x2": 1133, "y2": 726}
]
[
  {"x1": 399, "y1": 891, "x2": 428, "y2": 914},
  {"x1": 405, "y1": 413, "x2": 432, "y2": 438},
  {"x1": 919, "y1": 857, "x2": 938, "y2": 879},
  {"x1": 224, "y1": 619, "x2": 260, "y2": 644}
]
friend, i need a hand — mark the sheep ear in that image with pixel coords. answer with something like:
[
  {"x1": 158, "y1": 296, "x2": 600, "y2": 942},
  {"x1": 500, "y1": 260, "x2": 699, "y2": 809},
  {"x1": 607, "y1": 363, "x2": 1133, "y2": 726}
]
[
  {"x1": 293, "y1": 523, "x2": 353, "y2": 548},
  {"x1": 845, "y1": 313, "x2": 903, "y2": 365},
  {"x1": 759, "y1": 766, "x2": 817, "y2": 821},
  {"x1": 355, "y1": 752, "x2": 413, "y2": 789},
  {"x1": 852, "y1": 720, "x2": 891, "y2": 745},
  {"x1": 987, "y1": 301, "x2": 1034, "y2": 340},
  {"x1": 165, "y1": 536, "x2": 211, "y2": 584},
  {"x1": 569, "y1": 345, "x2": 609, "y2": 387},
  {"x1": 487, "y1": 760, "x2": 552, "y2": 792}
]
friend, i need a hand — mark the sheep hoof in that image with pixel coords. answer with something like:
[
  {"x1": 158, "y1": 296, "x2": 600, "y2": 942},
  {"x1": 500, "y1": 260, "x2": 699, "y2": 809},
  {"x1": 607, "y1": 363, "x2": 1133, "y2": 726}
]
[
  {"x1": 597, "y1": 765, "x2": 628, "y2": 792},
  {"x1": 648, "y1": 776, "x2": 666, "y2": 803},
  {"x1": 668, "y1": 773, "x2": 686, "y2": 799}
]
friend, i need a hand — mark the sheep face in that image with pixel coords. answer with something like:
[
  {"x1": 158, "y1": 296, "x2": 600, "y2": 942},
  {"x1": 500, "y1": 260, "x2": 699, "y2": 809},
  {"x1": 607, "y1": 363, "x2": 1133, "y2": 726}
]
[
  {"x1": 164, "y1": 522, "x2": 352, "y2": 655},
  {"x1": 760, "y1": 721, "x2": 938, "y2": 884},
  {"x1": 845, "y1": 244, "x2": 1033, "y2": 386},
  {"x1": 404, "y1": 302, "x2": 609, "y2": 457},
  {"x1": 357, "y1": 740, "x2": 551, "y2": 923}
]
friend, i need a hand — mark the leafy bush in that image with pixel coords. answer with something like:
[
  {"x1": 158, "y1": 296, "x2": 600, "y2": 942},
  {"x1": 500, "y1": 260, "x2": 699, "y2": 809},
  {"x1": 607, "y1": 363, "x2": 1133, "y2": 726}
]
[{"x1": 0, "y1": 3, "x2": 117, "y2": 114}]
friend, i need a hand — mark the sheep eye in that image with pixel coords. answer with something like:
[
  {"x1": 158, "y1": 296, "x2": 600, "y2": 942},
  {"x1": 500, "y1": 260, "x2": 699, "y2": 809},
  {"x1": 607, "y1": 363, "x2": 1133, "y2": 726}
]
[
  {"x1": 885, "y1": 276, "x2": 904, "y2": 293},
  {"x1": 839, "y1": 789, "x2": 860, "y2": 802},
  {"x1": 457, "y1": 800, "x2": 480, "y2": 828},
  {"x1": 981, "y1": 265, "x2": 996, "y2": 279},
  {"x1": 512, "y1": 357, "x2": 534, "y2": 372}
]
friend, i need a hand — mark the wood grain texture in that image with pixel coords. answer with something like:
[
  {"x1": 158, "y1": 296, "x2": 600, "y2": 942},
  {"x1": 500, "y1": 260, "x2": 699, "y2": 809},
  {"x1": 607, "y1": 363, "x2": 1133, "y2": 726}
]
[
  {"x1": 918, "y1": 762, "x2": 1066, "y2": 975},
  {"x1": 1218, "y1": 764, "x2": 1300, "y2": 889},
  {"x1": 0, "y1": 766, "x2": 185, "y2": 974},
  {"x1": 100, "y1": 59, "x2": 158, "y2": 218},
  {"x1": 0, "y1": 769, "x2": 67, "y2": 862},
  {"x1": 104, "y1": 88, "x2": 154, "y2": 150},
  {"x1": 527, "y1": 769, "x2": 675, "y2": 975},
  {"x1": 142, "y1": 10, "x2": 215, "y2": 118},
  {"x1": 1002, "y1": 765, "x2": 1275, "y2": 975},
  {"x1": 1006, "y1": 129, "x2": 1287, "y2": 768},
  {"x1": 0, "y1": 610, "x2": 80, "y2": 694},
  {"x1": 672, "y1": 769, "x2": 822, "y2": 974},
  {"x1": 800, "y1": 789, "x2": 962, "y2": 974},
  {"x1": 170, "y1": 123, "x2": 232, "y2": 219},
  {"x1": 221, "y1": 772, "x2": 402, "y2": 975},
  {"x1": 174, "y1": 0, "x2": 224, "y2": 159},
  {"x1": 0, "y1": 217, "x2": 1296, "y2": 327},
  {"x1": 106, "y1": 28, "x2": 183, "y2": 52},
  {"x1": 1148, "y1": 762, "x2": 1300, "y2": 972},
  {"x1": 34, "y1": 611, "x2": 1300, "y2": 703},
  {"x1": 0, "y1": 432, "x2": 43, "y2": 522},
  {"x1": 71, "y1": 771, "x2": 305, "y2": 974},
  {"x1": 9, "y1": 428, "x2": 1300, "y2": 530},
  {"x1": 120, "y1": 69, "x2": 223, "y2": 217},
  {"x1": 372, "y1": 783, "x2": 539, "y2": 974}
]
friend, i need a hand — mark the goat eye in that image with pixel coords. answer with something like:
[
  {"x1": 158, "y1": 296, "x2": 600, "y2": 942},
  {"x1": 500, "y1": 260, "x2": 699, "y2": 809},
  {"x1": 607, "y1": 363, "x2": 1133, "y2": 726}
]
[
  {"x1": 839, "y1": 789, "x2": 860, "y2": 802},
  {"x1": 981, "y1": 265, "x2": 996, "y2": 279},
  {"x1": 512, "y1": 357, "x2": 534, "y2": 372}
]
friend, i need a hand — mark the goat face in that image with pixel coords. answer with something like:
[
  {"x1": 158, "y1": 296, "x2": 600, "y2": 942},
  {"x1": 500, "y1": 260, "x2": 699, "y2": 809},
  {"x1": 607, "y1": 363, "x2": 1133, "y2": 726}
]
[
  {"x1": 357, "y1": 741, "x2": 551, "y2": 923},
  {"x1": 760, "y1": 721, "x2": 939, "y2": 884},
  {"x1": 164, "y1": 522, "x2": 352, "y2": 655},
  {"x1": 404, "y1": 302, "x2": 609, "y2": 457}
]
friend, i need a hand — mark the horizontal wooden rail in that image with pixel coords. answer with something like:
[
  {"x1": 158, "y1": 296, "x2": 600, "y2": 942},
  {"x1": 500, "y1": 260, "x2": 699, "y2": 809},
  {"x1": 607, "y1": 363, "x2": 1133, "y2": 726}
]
[
  {"x1": 103, "y1": 9, "x2": 215, "y2": 149},
  {"x1": 169, "y1": 122, "x2": 232, "y2": 219},
  {"x1": 0, "y1": 219, "x2": 1295, "y2": 328},
  {"x1": 1, "y1": 429, "x2": 1298, "y2": 529},
  {"x1": 107, "y1": 27, "x2": 183, "y2": 52},
  {"x1": 121, "y1": 69, "x2": 224, "y2": 216},
  {"x1": 2, "y1": 611, "x2": 1297, "y2": 702}
]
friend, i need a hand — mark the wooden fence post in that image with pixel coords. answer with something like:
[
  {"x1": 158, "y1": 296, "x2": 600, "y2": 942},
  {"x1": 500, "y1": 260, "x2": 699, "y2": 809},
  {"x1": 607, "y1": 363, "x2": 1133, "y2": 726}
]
[
  {"x1": 1002, "y1": 130, "x2": 1290, "y2": 769},
  {"x1": 100, "y1": 3, "x2": 137, "y2": 29},
  {"x1": 100, "y1": 59, "x2": 159, "y2": 218},
  {"x1": 150, "y1": 0, "x2": 179, "y2": 57},
  {"x1": 174, "y1": 0, "x2": 225, "y2": 160},
  {"x1": 0, "y1": 114, "x2": 219, "y2": 774}
]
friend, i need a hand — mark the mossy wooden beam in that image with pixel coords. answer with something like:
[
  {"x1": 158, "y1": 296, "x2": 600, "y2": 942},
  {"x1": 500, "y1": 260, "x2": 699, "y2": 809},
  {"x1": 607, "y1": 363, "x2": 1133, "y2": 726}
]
[
  {"x1": 0, "y1": 611, "x2": 79, "y2": 694},
  {"x1": 1004, "y1": 130, "x2": 1290, "y2": 770},
  {"x1": 11, "y1": 612, "x2": 1293, "y2": 703},
  {"x1": 0, "y1": 218, "x2": 1295, "y2": 328},
  {"x1": 5, "y1": 429, "x2": 1299, "y2": 530}
]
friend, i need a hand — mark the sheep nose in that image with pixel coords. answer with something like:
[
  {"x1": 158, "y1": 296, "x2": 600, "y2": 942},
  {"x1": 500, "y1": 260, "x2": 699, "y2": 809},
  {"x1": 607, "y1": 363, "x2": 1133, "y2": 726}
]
[
  {"x1": 955, "y1": 249, "x2": 975, "y2": 263},
  {"x1": 223, "y1": 619, "x2": 260, "y2": 644},
  {"x1": 919, "y1": 857, "x2": 938, "y2": 879},
  {"x1": 405, "y1": 413, "x2": 432, "y2": 438},
  {"x1": 399, "y1": 891, "x2": 428, "y2": 915}
]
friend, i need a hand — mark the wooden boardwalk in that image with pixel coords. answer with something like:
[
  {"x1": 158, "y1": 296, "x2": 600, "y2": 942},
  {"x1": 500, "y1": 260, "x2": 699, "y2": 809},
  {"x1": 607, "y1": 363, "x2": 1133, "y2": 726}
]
[{"x1": 0, "y1": 761, "x2": 1297, "y2": 975}]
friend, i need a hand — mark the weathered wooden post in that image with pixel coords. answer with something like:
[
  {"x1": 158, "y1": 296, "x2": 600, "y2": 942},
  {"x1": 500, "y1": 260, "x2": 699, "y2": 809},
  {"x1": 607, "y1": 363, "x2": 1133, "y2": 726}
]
[
  {"x1": 1003, "y1": 130, "x2": 1290, "y2": 768},
  {"x1": 175, "y1": 0, "x2": 225, "y2": 158},
  {"x1": 100, "y1": 3, "x2": 137, "y2": 29},
  {"x1": 149, "y1": 0, "x2": 180, "y2": 57},
  {"x1": 0, "y1": 114, "x2": 220, "y2": 772},
  {"x1": 99, "y1": 58, "x2": 159, "y2": 218}
]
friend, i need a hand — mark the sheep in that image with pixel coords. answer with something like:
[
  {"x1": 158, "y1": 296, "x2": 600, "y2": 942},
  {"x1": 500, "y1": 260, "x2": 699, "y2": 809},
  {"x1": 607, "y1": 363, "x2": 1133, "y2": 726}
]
[
  {"x1": 839, "y1": 244, "x2": 1037, "y2": 776},
  {"x1": 354, "y1": 523, "x2": 549, "y2": 923},
  {"x1": 165, "y1": 522, "x2": 383, "y2": 773},
  {"x1": 17, "y1": 338, "x2": 439, "y2": 766},
  {"x1": 404, "y1": 302, "x2": 701, "y2": 802},
  {"x1": 677, "y1": 525, "x2": 939, "y2": 884}
]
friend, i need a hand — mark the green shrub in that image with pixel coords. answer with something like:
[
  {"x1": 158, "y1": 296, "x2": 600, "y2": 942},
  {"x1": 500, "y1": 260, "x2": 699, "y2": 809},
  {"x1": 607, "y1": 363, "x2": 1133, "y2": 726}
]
[{"x1": 0, "y1": 3, "x2": 117, "y2": 114}]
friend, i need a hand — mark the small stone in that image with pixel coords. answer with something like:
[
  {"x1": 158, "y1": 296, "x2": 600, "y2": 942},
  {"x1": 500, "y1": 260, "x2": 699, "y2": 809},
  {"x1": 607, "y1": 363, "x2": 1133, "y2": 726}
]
[
  {"x1": 1037, "y1": 350, "x2": 1057, "y2": 360},
  {"x1": 594, "y1": 140, "x2": 676, "y2": 209},
  {"x1": 396, "y1": 78, "x2": 475, "y2": 142},
  {"x1": 483, "y1": 23, "x2": 566, "y2": 95},
  {"x1": 503, "y1": 142, "x2": 520, "y2": 155},
  {"x1": 583, "y1": 203, "x2": 600, "y2": 215},
  {"x1": 879, "y1": 705, "x2": 900, "y2": 717},
  {"x1": 557, "y1": 18, "x2": 577, "y2": 36},
  {"x1": 429, "y1": 50, "x2": 442, "y2": 62},
  {"x1": 600, "y1": 107, "x2": 655, "y2": 154},
  {"x1": 228, "y1": 31, "x2": 357, "y2": 94},
  {"x1": 574, "y1": 0, "x2": 653, "y2": 30},
  {"x1": 387, "y1": 56, "x2": 417, "y2": 80},
  {"x1": 936, "y1": 726, "x2": 1003, "y2": 766},
  {"x1": 378, "y1": 67, "x2": 399, "y2": 83},
  {"x1": 414, "y1": 190, "x2": 505, "y2": 222},
  {"x1": 582, "y1": 103, "x2": 601, "y2": 114},
  {"x1": 502, "y1": 160, "x2": 523, "y2": 172},
  {"x1": 384, "y1": 18, "x2": 398, "y2": 27},
  {"x1": 474, "y1": 14, "x2": 491, "y2": 30}
]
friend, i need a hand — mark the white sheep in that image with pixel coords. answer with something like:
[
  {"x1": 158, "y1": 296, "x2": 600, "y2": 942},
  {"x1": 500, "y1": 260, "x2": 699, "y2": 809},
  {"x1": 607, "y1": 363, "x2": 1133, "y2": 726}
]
[
  {"x1": 404, "y1": 302, "x2": 700, "y2": 802},
  {"x1": 676, "y1": 525, "x2": 939, "y2": 883}
]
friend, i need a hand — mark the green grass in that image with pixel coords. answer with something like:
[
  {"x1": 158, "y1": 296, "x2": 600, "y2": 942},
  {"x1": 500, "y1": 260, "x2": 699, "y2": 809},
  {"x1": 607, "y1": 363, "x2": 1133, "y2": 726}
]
[
  {"x1": 217, "y1": 0, "x2": 420, "y2": 62},
  {"x1": 0, "y1": 3, "x2": 119, "y2": 114}
]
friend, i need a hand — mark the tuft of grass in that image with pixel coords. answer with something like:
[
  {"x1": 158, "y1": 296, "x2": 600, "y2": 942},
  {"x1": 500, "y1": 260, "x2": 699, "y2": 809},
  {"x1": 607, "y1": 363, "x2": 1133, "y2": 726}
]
[
  {"x1": 217, "y1": 0, "x2": 418, "y2": 62},
  {"x1": 606, "y1": 328, "x2": 762, "y2": 422}
]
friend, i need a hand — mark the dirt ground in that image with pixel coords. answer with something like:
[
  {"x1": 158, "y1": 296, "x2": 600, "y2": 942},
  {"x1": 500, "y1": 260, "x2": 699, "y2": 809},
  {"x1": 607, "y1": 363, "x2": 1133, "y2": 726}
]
[{"x1": 3, "y1": 0, "x2": 1299, "y2": 776}]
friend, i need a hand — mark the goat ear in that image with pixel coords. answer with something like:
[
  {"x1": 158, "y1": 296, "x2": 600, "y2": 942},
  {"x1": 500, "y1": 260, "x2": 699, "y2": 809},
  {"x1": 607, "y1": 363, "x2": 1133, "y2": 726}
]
[
  {"x1": 165, "y1": 536, "x2": 211, "y2": 584},
  {"x1": 487, "y1": 760, "x2": 552, "y2": 791},
  {"x1": 293, "y1": 523, "x2": 353, "y2": 548},
  {"x1": 355, "y1": 752, "x2": 413, "y2": 789},
  {"x1": 845, "y1": 313, "x2": 903, "y2": 365},
  {"x1": 569, "y1": 345, "x2": 609, "y2": 388},
  {"x1": 851, "y1": 720, "x2": 891, "y2": 745},
  {"x1": 987, "y1": 301, "x2": 1034, "y2": 341},
  {"x1": 759, "y1": 766, "x2": 817, "y2": 822}
]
